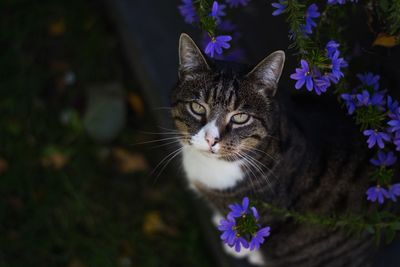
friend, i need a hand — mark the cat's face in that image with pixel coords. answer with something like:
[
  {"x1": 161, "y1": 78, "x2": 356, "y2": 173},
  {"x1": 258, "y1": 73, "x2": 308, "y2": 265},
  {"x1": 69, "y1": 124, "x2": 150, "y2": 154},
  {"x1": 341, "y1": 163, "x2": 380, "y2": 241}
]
[{"x1": 171, "y1": 34, "x2": 285, "y2": 161}]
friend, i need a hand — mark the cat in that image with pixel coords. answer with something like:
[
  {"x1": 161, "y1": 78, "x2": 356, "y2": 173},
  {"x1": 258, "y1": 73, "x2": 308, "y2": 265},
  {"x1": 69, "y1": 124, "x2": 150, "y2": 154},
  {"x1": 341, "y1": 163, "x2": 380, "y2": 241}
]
[{"x1": 171, "y1": 33, "x2": 379, "y2": 267}]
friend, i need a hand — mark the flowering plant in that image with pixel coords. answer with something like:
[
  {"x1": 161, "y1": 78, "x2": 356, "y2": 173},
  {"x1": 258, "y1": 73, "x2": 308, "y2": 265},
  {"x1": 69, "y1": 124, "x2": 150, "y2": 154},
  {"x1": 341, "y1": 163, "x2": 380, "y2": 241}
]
[
  {"x1": 178, "y1": 0, "x2": 400, "y2": 252},
  {"x1": 218, "y1": 197, "x2": 271, "y2": 252}
]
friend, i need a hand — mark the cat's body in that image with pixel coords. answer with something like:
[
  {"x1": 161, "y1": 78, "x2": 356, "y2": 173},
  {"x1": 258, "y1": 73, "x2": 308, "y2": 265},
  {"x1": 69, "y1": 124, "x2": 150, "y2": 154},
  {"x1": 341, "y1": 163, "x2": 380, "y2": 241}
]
[{"x1": 171, "y1": 34, "x2": 381, "y2": 267}]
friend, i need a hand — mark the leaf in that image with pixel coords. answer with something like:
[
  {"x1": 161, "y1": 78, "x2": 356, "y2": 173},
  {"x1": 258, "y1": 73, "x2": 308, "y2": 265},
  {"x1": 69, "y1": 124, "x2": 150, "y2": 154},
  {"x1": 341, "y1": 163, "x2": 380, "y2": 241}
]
[
  {"x1": 0, "y1": 157, "x2": 8, "y2": 175},
  {"x1": 365, "y1": 225, "x2": 375, "y2": 234},
  {"x1": 385, "y1": 228, "x2": 396, "y2": 244},
  {"x1": 41, "y1": 152, "x2": 69, "y2": 170},
  {"x1": 372, "y1": 33, "x2": 398, "y2": 48},
  {"x1": 389, "y1": 221, "x2": 400, "y2": 231},
  {"x1": 112, "y1": 147, "x2": 148, "y2": 173},
  {"x1": 67, "y1": 259, "x2": 87, "y2": 267},
  {"x1": 127, "y1": 93, "x2": 145, "y2": 118},
  {"x1": 142, "y1": 211, "x2": 166, "y2": 236},
  {"x1": 142, "y1": 211, "x2": 178, "y2": 237},
  {"x1": 49, "y1": 19, "x2": 66, "y2": 36}
]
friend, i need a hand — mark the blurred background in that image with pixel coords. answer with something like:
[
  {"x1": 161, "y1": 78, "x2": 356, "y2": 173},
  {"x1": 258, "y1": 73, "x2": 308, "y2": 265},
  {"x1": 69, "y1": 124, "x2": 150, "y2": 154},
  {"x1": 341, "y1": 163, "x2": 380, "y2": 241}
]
[
  {"x1": 1, "y1": 0, "x2": 220, "y2": 266},
  {"x1": 1, "y1": 1, "x2": 400, "y2": 267}
]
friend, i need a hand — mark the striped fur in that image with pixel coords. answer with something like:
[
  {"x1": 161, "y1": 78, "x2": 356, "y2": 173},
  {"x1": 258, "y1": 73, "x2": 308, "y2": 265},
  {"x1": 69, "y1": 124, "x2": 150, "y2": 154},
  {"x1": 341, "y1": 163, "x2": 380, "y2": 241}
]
[{"x1": 170, "y1": 34, "x2": 387, "y2": 266}]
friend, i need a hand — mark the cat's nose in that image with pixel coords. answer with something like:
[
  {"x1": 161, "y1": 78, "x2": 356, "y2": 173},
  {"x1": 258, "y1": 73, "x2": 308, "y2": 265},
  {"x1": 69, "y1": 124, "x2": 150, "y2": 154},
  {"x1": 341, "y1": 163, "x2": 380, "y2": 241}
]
[{"x1": 205, "y1": 134, "x2": 219, "y2": 148}]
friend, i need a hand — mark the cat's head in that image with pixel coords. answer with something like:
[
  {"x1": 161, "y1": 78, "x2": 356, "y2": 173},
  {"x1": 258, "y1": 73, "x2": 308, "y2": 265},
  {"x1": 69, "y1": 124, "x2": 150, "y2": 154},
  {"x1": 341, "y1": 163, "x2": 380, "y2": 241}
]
[{"x1": 171, "y1": 33, "x2": 285, "y2": 160}]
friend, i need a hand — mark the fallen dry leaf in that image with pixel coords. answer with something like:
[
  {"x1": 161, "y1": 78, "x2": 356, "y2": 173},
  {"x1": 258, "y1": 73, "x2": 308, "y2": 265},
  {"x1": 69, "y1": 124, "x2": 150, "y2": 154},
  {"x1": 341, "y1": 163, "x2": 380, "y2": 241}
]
[
  {"x1": 41, "y1": 152, "x2": 69, "y2": 170},
  {"x1": 127, "y1": 93, "x2": 144, "y2": 118},
  {"x1": 67, "y1": 259, "x2": 87, "y2": 267},
  {"x1": 112, "y1": 147, "x2": 148, "y2": 173},
  {"x1": 0, "y1": 158, "x2": 8, "y2": 175},
  {"x1": 142, "y1": 211, "x2": 178, "y2": 237},
  {"x1": 373, "y1": 33, "x2": 399, "y2": 48},
  {"x1": 142, "y1": 211, "x2": 166, "y2": 236},
  {"x1": 49, "y1": 19, "x2": 66, "y2": 36}
]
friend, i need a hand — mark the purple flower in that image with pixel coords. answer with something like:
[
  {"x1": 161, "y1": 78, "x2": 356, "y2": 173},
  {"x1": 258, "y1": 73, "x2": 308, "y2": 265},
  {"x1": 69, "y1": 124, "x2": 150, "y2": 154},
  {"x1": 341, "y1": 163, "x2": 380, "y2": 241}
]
[
  {"x1": 388, "y1": 107, "x2": 400, "y2": 133},
  {"x1": 357, "y1": 72, "x2": 380, "y2": 91},
  {"x1": 210, "y1": 1, "x2": 226, "y2": 23},
  {"x1": 328, "y1": 50, "x2": 347, "y2": 84},
  {"x1": 341, "y1": 93, "x2": 357, "y2": 114},
  {"x1": 370, "y1": 151, "x2": 397, "y2": 167},
  {"x1": 328, "y1": 0, "x2": 346, "y2": 3},
  {"x1": 328, "y1": 0, "x2": 358, "y2": 4},
  {"x1": 233, "y1": 237, "x2": 249, "y2": 252},
  {"x1": 204, "y1": 35, "x2": 232, "y2": 58},
  {"x1": 387, "y1": 184, "x2": 400, "y2": 202},
  {"x1": 356, "y1": 90, "x2": 370, "y2": 106},
  {"x1": 355, "y1": 90, "x2": 385, "y2": 108},
  {"x1": 218, "y1": 217, "x2": 237, "y2": 245},
  {"x1": 271, "y1": 0, "x2": 287, "y2": 16},
  {"x1": 251, "y1": 206, "x2": 259, "y2": 220},
  {"x1": 326, "y1": 40, "x2": 340, "y2": 58},
  {"x1": 218, "y1": 217, "x2": 250, "y2": 252},
  {"x1": 217, "y1": 20, "x2": 236, "y2": 32},
  {"x1": 218, "y1": 197, "x2": 270, "y2": 252},
  {"x1": 290, "y1": 60, "x2": 313, "y2": 91},
  {"x1": 324, "y1": 41, "x2": 347, "y2": 84},
  {"x1": 228, "y1": 196, "x2": 250, "y2": 218},
  {"x1": 225, "y1": 0, "x2": 250, "y2": 8},
  {"x1": 313, "y1": 75, "x2": 331, "y2": 95},
  {"x1": 363, "y1": 129, "x2": 391, "y2": 149},
  {"x1": 217, "y1": 48, "x2": 246, "y2": 62},
  {"x1": 371, "y1": 92, "x2": 386, "y2": 108},
  {"x1": 249, "y1": 227, "x2": 270, "y2": 251},
  {"x1": 178, "y1": 0, "x2": 198, "y2": 24},
  {"x1": 302, "y1": 4, "x2": 320, "y2": 34},
  {"x1": 366, "y1": 186, "x2": 389, "y2": 204},
  {"x1": 387, "y1": 96, "x2": 399, "y2": 113}
]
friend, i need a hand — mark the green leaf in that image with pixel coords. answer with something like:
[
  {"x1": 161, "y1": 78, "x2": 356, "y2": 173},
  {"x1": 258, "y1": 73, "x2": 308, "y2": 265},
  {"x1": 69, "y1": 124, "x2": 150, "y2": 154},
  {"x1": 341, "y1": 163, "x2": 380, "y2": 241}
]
[{"x1": 385, "y1": 228, "x2": 396, "y2": 244}]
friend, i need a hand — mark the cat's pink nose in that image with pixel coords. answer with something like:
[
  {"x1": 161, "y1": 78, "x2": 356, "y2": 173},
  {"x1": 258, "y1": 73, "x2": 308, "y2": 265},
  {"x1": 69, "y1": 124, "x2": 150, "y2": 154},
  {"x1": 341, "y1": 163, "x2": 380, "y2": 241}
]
[{"x1": 205, "y1": 134, "x2": 219, "y2": 148}]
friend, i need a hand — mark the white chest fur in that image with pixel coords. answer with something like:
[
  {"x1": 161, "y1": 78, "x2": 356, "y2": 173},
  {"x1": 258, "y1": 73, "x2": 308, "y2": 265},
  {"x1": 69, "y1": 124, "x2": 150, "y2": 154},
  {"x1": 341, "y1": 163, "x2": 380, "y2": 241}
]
[{"x1": 182, "y1": 146, "x2": 244, "y2": 190}]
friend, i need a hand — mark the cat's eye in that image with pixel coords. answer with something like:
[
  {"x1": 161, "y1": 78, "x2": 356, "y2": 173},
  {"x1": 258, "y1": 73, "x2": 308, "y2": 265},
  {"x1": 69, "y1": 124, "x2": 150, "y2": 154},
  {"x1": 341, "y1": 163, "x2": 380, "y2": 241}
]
[
  {"x1": 231, "y1": 113, "x2": 250, "y2": 124},
  {"x1": 190, "y1": 102, "x2": 206, "y2": 116}
]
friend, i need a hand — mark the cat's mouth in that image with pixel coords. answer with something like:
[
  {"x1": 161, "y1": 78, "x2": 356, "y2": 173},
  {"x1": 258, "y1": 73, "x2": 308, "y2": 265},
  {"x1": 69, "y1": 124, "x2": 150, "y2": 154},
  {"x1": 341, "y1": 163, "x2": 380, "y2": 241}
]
[
  {"x1": 196, "y1": 147, "x2": 219, "y2": 157},
  {"x1": 188, "y1": 141, "x2": 220, "y2": 157}
]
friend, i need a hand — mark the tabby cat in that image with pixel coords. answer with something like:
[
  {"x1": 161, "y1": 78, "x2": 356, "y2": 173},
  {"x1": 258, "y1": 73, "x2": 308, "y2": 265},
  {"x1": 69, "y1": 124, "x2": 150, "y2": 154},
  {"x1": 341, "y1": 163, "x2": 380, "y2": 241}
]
[{"x1": 171, "y1": 33, "x2": 379, "y2": 267}]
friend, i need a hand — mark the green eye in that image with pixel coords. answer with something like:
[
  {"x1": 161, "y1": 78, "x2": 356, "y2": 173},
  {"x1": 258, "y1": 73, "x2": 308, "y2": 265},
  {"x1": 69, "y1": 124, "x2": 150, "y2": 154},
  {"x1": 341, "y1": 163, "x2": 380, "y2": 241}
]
[
  {"x1": 231, "y1": 113, "x2": 250, "y2": 124},
  {"x1": 190, "y1": 102, "x2": 206, "y2": 115}
]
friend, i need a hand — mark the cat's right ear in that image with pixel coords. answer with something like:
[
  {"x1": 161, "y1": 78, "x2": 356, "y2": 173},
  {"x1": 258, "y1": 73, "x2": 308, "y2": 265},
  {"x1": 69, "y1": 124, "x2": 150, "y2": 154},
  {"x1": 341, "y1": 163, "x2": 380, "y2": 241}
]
[{"x1": 179, "y1": 33, "x2": 210, "y2": 80}]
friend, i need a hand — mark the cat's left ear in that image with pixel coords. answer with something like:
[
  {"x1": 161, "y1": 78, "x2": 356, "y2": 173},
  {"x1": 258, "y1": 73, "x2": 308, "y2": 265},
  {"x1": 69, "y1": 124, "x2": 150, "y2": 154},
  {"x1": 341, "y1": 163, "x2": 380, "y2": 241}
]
[
  {"x1": 178, "y1": 33, "x2": 210, "y2": 80},
  {"x1": 246, "y1": 51, "x2": 285, "y2": 96}
]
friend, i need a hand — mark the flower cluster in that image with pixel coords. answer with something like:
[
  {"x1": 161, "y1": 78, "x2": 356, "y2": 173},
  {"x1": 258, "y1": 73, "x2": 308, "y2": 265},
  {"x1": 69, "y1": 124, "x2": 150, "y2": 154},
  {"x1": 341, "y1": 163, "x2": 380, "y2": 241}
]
[
  {"x1": 290, "y1": 41, "x2": 347, "y2": 95},
  {"x1": 340, "y1": 73, "x2": 400, "y2": 204},
  {"x1": 341, "y1": 73, "x2": 387, "y2": 115},
  {"x1": 218, "y1": 197, "x2": 270, "y2": 252},
  {"x1": 178, "y1": 0, "x2": 250, "y2": 59},
  {"x1": 366, "y1": 184, "x2": 400, "y2": 204}
]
